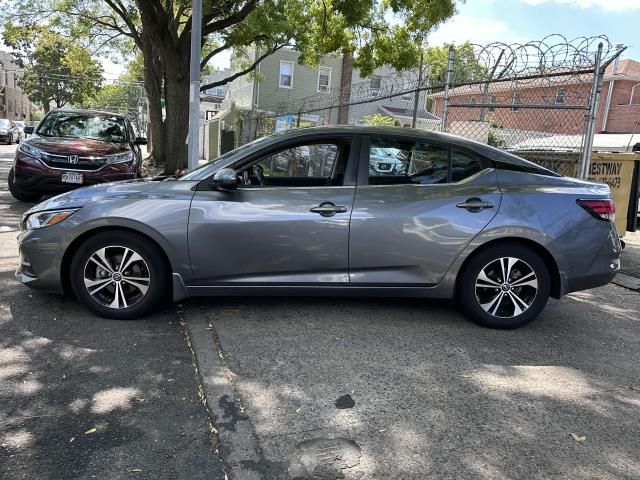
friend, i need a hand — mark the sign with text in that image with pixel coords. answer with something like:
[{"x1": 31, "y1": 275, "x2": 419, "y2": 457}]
[
  {"x1": 588, "y1": 153, "x2": 638, "y2": 235},
  {"x1": 275, "y1": 114, "x2": 293, "y2": 133}
]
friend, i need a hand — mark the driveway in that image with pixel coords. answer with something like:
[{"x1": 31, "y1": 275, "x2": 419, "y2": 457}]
[
  {"x1": 189, "y1": 275, "x2": 640, "y2": 478},
  {"x1": 0, "y1": 144, "x2": 222, "y2": 479}
]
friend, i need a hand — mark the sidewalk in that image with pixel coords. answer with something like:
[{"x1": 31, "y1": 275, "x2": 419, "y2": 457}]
[{"x1": 620, "y1": 230, "x2": 640, "y2": 278}]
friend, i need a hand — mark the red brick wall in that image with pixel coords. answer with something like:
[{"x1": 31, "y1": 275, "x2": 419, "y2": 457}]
[
  {"x1": 431, "y1": 80, "x2": 640, "y2": 135},
  {"x1": 597, "y1": 80, "x2": 640, "y2": 133}
]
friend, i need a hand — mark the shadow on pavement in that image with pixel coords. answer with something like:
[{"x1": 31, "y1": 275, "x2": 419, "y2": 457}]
[
  {"x1": 201, "y1": 290, "x2": 640, "y2": 479},
  {"x1": 0, "y1": 185, "x2": 221, "y2": 479}
]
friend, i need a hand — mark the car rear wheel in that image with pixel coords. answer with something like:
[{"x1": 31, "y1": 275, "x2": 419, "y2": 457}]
[
  {"x1": 8, "y1": 168, "x2": 41, "y2": 203},
  {"x1": 457, "y1": 243, "x2": 550, "y2": 329},
  {"x1": 70, "y1": 232, "x2": 169, "y2": 319}
]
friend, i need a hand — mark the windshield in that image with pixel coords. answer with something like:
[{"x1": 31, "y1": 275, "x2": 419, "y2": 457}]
[
  {"x1": 0, "y1": 119, "x2": 10, "y2": 127},
  {"x1": 14, "y1": 121, "x2": 25, "y2": 128},
  {"x1": 179, "y1": 135, "x2": 273, "y2": 181},
  {"x1": 37, "y1": 112, "x2": 128, "y2": 143}
]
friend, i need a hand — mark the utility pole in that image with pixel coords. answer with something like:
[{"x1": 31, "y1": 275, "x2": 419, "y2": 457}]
[
  {"x1": 411, "y1": 50, "x2": 424, "y2": 128},
  {"x1": 187, "y1": 0, "x2": 202, "y2": 171}
]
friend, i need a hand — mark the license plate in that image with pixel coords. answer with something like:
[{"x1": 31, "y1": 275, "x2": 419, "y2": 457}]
[{"x1": 61, "y1": 173, "x2": 83, "y2": 184}]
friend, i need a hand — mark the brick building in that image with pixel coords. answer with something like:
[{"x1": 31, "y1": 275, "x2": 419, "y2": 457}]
[
  {"x1": 429, "y1": 59, "x2": 640, "y2": 136},
  {"x1": 0, "y1": 51, "x2": 34, "y2": 122}
]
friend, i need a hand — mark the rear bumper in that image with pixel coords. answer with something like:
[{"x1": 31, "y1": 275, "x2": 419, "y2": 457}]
[
  {"x1": 561, "y1": 221, "x2": 621, "y2": 296},
  {"x1": 13, "y1": 153, "x2": 138, "y2": 194}
]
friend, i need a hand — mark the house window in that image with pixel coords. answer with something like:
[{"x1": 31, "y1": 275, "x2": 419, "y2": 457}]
[
  {"x1": 512, "y1": 93, "x2": 521, "y2": 112},
  {"x1": 279, "y1": 61, "x2": 294, "y2": 88},
  {"x1": 317, "y1": 66, "x2": 331, "y2": 93},
  {"x1": 555, "y1": 88, "x2": 566, "y2": 104},
  {"x1": 370, "y1": 77, "x2": 382, "y2": 97},
  {"x1": 488, "y1": 95, "x2": 497, "y2": 112}
]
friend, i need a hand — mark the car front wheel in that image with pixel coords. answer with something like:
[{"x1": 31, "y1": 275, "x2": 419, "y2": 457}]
[
  {"x1": 8, "y1": 168, "x2": 41, "y2": 203},
  {"x1": 457, "y1": 243, "x2": 550, "y2": 329},
  {"x1": 70, "y1": 232, "x2": 169, "y2": 319}
]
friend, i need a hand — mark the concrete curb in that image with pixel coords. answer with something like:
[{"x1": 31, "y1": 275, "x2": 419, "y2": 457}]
[
  {"x1": 181, "y1": 301, "x2": 266, "y2": 480},
  {"x1": 612, "y1": 273, "x2": 640, "y2": 291}
]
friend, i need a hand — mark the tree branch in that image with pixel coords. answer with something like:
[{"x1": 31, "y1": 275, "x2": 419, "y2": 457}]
[
  {"x1": 199, "y1": 44, "x2": 287, "y2": 91},
  {"x1": 200, "y1": 43, "x2": 231, "y2": 70},
  {"x1": 201, "y1": 0, "x2": 259, "y2": 37}
]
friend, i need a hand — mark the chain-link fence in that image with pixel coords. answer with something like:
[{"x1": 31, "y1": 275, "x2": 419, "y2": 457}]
[{"x1": 230, "y1": 35, "x2": 624, "y2": 178}]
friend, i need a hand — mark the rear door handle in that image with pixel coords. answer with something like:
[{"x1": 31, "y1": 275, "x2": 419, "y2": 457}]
[
  {"x1": 310, "y1": 202, "x2": 348, "y2": 217},
  {"x1": 456, "y1": 197, "x2": 494, "y2": 212}
]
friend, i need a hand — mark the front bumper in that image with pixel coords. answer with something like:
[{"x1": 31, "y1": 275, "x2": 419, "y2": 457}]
[
  {"x1": 15, "y1": 227, "x2": 67, "y2": 295},
  {"x1": 13, "y1": 153, "x2": 138, "y2": 194}
]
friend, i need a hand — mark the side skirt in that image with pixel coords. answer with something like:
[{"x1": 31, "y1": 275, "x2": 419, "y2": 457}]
[{"x1": 184, "y1": 284, "x2": 450, "y2": 299}]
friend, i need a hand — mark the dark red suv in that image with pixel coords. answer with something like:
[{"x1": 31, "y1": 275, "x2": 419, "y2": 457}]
[{"x1": 9, "y1": 109, "x2": 147, "y2": 202}]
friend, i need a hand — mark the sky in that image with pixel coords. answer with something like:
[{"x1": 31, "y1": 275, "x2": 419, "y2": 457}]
[
  {"x1": 100, "y1": 0, "x2": 639, "y2": 77},
  {"x1": 428, "y1": 0, "x2": 639, "y2": 58}
]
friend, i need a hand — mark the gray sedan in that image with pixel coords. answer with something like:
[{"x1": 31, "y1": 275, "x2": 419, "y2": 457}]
[{"x1": 16, "y1": 126, "x2": 621, "y2": 328}]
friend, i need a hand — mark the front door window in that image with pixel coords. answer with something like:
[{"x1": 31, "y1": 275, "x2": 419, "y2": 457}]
[{"x1": 239, "y1": 142, "x2": 346, "y2": 187}]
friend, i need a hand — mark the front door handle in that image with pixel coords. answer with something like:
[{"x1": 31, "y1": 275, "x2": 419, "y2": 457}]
[
  {"x1": 456, "y1": 197, "x2": 494, "y2": 212},
  {"x1": 310, "y1": 202, "x2": 348, "y2": 217}
]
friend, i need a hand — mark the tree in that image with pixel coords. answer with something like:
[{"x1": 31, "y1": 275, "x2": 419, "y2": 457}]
[
  {"x1": 3, "y1": 23, "x2": 102, "y2": 112},
  {"x1": 424, "y1": 42, "x2": 488, "y2": 87},
  {"x1": 3, "y1": 0, "x2": 459, "y2": 173},
  {"x1": 82, "y1": 57, "x2": 144, "y2": 115},
  {"x1": 362, "y1": 113, "x2": 398, "y2": 126}
]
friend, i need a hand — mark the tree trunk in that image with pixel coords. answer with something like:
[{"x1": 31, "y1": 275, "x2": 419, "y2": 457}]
[
  {"x1": 142, "y1": 43, "x2": 166, "y2": 166},
  {"x1": 163, "y1": 58, "x2": 190, "y2": 174},
  {"x1": 43, "y1": 102, "x2": 50, "y2": 114},
  {"x1": 135, "y1": 0, "x2": 190, "y2": 174},
  {"x1": 338, "y1": 51, "x2": 353, "y2": 124}
]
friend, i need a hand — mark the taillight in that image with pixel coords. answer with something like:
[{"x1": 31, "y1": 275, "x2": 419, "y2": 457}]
[{"x1": 577, "y1": 199, "x2": 615, "y2": 222}]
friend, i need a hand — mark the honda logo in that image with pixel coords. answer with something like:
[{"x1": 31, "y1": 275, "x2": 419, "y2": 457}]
[{"x1": 68, "y1": 155, "x2": 79, "y2": 164}]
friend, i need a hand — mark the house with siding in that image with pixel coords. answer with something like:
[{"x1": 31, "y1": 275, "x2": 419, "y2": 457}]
[
  {"x1": 224, "y1": 48, "x2": 438, "y2": 129},
  {"x1": 226, "y1": 48, "x2": 344, "y2": 125},
  {"x1": 0, "y1": 51, "x2": 34, "y2": 121}
]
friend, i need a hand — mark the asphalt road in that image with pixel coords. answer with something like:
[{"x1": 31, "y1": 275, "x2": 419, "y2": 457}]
[{"x1": 0, "y1": 144, "x2": 222, "y2": 479}]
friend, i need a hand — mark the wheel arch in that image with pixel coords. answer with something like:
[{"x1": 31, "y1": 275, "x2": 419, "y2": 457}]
[
  {"x1": 455, "y1": 237, "x2": 562, "y2": 299},
  {"x1": 60, "y1": 226, "x2": 173, "y2": 297}
]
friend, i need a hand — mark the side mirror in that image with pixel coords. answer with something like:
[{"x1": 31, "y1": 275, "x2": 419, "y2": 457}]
[
  {"x1": 24, "y1": 126, "x2": 34, "y2": 135},
  {"x1": 134, "y1": 137, "x2": 148, "y2": 145},
  {"x1": 212, "y1": 168, "x2": 238, "y2": 190}
]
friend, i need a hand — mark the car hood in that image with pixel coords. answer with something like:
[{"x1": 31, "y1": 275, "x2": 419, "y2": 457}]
[
  {"x1": 25, "y1": 135, "x2": 130, "y2": 156},
  {"x1": 26, "y1": 179, "x2": 162, "y2": 214}
]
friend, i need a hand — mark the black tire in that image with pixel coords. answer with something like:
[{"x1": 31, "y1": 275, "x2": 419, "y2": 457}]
[
  {"x1": 70, "y1": 231, "x2": 169, "y2": 319},
  {"x1": 457, "y1": 242, "x2": 550, "y2": 329},
  {"x1": 7, "y1": 135, "x2": 12, "y2": 145},
  {"x1": 8, "y1": 168, "x2": 41, "y2": 203}
]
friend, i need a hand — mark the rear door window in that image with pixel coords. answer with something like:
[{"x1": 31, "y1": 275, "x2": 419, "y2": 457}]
[{"x1": 367, "y1": 138, "x2": 484, "y2": 185}]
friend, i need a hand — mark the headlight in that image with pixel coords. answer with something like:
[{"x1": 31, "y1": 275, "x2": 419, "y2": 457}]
[
  {"x1": 105, "y1": 151, "x2": 134, "y2": 164},
  {"x1": 19, "y1": 143, "x2": 44, "y2": 160},
  {"x1": 0, "y1": 129, "x2": 7, "y2": 134},
  {"x1": 24, "y1": 209, "x2": 78, "y2": 230}
]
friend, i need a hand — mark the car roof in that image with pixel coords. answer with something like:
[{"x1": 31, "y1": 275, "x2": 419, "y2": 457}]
[
  {"x1": 49, "y1": 108, "x2": 127, "y2": 119},
  {"x1": 268, "y1": 125, "x2": 557, "y2": 174}
]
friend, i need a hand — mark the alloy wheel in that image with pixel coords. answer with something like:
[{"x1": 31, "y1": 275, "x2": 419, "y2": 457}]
[
  {"x1": 475, "y1": 257, "x2": 538, "y2": 318},
  {"x1": 83, "y1": 246, "x2": 151, "y2": 309}
]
